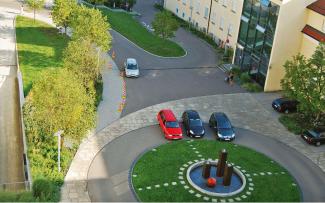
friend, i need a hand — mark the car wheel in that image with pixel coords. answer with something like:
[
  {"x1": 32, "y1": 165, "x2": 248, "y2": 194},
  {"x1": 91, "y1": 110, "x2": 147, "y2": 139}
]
[
  {"x1": 284, "y1": 109, "x2": 289, "y2": 114},
  {"x1": 316, "y1": 142, "x2": 321, "y2": 146}
]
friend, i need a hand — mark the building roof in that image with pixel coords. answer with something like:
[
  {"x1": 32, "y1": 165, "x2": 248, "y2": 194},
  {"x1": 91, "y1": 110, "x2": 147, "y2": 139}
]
[
  {"x1": 302, "y1": 25, "x2": 325, "y2": 42},
  {"x1": 307, "y1": 0, "x2": 325, "y2": 16}
]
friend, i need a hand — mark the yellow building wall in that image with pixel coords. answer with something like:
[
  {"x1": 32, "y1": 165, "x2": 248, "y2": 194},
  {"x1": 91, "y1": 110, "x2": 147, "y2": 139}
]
[
  {"x1": 208, "y1": 0, "x2": 243, "y2": 47},
  {"x1": 300, "y1": 34, "x2": 319, "y2": 58},
  {"x1": 307, "y1": 10, "x2": 325, "y2": 32},
  {"x1": 264, "y1": 0, "x2": 316, "y2": 91}
]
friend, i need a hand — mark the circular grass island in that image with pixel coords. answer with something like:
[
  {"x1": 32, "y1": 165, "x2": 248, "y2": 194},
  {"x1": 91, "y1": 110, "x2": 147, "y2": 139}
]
[{"x1": 131, "y1": 140, "x2": 300, "y2": 202}]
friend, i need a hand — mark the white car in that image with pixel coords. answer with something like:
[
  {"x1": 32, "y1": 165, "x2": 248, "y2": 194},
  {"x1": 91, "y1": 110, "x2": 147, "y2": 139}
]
[{"x1": 124, "y1": 58, "x2": 140, "y2": 78}]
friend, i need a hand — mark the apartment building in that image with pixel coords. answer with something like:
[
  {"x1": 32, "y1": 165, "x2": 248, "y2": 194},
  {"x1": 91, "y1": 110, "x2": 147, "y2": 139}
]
[{"x1": 165, "y1": 0, "x2": 325, "y2": 91}]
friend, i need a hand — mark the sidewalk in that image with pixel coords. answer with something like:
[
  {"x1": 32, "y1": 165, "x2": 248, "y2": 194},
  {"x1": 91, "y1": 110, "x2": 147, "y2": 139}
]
[{"x1": 0, "y1": 8, "x2": 25, "y2": 190}]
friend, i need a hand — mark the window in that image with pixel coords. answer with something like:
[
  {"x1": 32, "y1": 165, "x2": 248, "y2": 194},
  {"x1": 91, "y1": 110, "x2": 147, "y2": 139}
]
[
  {"x1": 231, "y1": 0, "x2": 237, "y2": 12},
  {"x1": 211, "y1": 12, "x2": 216, "y2": 23},
  {"x1": 196, "y1": 2, "x2": 200, "y2": 13},
  {"x1": 222, "y1": 0, "x2": 227, "y2": 7},
  {"x1": 182, "y1": 0, "x2": 186, "y2": 5},
  {"x1": 182, "y1": 12, "x2": 185, "y2": 18},
  {"x1": 204, "y1": 7, "x2": 209, "y2": 18},
  {"x1": 176, "y1": 7, "x2": 179, "y2": 13},
  {"x1": 219, "y1": 17, "x2": 225, "y2": 30},
  {"x1": 190, "y1": 0, "x2": 193, "y2": 8},
  {"x1": 228, "y1": 23, "x2": 233, "y2": 36}
]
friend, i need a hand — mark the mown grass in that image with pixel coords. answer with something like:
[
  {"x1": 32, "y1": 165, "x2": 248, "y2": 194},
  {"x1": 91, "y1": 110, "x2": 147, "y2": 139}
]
[
  {"x1": 132, "y1": 140, "x2": 300, "y2": 202},
  {"x1": 15, "y1": 16, "x2": 69, "y2": 95},
  {"x1": 95, "y1": 7, "x2": 186, "y2": 57}
]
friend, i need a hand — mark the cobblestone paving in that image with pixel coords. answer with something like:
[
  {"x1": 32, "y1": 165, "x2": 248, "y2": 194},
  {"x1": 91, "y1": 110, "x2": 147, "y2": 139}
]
[{"x1": 60, "y1": 93, "x2": 325, "y2": 201}]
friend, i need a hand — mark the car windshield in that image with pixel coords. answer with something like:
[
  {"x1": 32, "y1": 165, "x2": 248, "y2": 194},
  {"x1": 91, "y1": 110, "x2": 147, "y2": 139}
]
[
  {"x1": 127, "y1": 63, "x2": 138, "y2": 70},
  {"x1": 165, "y1": 121, "x2": 180, "y2": 128},
  {"x1": 218, "y1": 128, "x2": 234, "y2": 136},
  {"x1": 190, "y1": 119, "x2": 202, "y2": 126},
  {"x1": 307, "y1": 130, "x2": 320, "y2": 138},
  {"x1": 218, "y1": 119, "x2": 231, "y2": 129}
]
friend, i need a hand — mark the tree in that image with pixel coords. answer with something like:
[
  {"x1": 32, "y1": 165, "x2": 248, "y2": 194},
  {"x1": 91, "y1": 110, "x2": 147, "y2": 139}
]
[
  {"x1": 26, "y1": 0, "x2": 45, "y2": 22},
  {"x1": 281, "y1": 43, "x2": 325, "y2": 126},
  {"x1": 70, "y1": 5, "x2": 112, "y2": 51},
  {"x1": 23, "y1": 68, "x2": 96, "y2": 143},
  {"x1": 152, "y1": 10, "x2": 179, "y2": 39},
  {"x1": 63, "y1": 38, "x2": 106, "y2": 88},
  {"x1": 90, "y1": 0, "x2": 105, "y2": 8},
  {"x1": 52, "y1": 0, "x2": 76, "y2": 34}
]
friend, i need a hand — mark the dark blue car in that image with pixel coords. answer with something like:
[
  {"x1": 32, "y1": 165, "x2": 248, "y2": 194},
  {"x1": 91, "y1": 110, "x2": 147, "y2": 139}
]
[
  {"x1": 209, "y1": 112, "x2": 235, "y2": 141},
  {"x1": 272, "y1": 98, "x2": 298, "y2": 113}
]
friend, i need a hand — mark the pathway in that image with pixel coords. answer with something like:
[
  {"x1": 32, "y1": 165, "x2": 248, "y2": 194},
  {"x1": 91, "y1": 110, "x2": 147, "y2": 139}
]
[{"x1": 0, "y1": 8, "x2": 25, "y2": 191}]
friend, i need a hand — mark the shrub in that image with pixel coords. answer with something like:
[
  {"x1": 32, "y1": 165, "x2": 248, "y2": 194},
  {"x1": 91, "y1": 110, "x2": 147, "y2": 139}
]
[
  {"x1": 32, "y1": 179, "x2": 57, "y2": 201},
  {"x1": 230, "y1": 66, "x2": 241, "y2": 77},
  {"x1": 95, "y1": 75, "x2": 103, "y2": 107},
  {"x1": 240, "y1": 72, "x2": 251, "y2": 84},
  {"x1": 242, "y1": 82, "x2": 263, "y2": 92},
  {"x1": 0, "y1": 191, "x2": 35, "y2": 202}
]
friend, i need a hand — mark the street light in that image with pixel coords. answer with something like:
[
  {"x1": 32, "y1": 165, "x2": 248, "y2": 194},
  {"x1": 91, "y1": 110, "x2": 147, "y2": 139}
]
[{"x1": 54, "y1": 130, "x2": 64, "y2": 172}]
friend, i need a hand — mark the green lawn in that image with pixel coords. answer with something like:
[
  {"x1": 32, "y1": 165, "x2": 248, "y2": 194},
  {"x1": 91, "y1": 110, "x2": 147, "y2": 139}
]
[
  {"x1": 15, "y1": 16, "x2": 69, "y2": 95},
  {"x1": 96, "y1": 7, "x2": 185, "y2": 57},
  {"x1": 132, "y1": 140, "x2": 300, "y2": 202}
]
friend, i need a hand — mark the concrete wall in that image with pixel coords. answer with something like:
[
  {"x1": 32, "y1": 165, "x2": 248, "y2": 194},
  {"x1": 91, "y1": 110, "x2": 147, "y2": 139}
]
[
  {"x1": 300, "y1": 34, "x2": 319, "y2": 58},
  {"x1": 264, "y1": 0, "x2": 316, "y2": 91},
  {"x1": 307, "y1": 10, "x2": 325, "y2": 32}
]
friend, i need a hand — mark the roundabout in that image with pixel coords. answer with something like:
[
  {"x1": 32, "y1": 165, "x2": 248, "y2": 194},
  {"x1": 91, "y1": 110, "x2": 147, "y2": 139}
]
[
  {"x1": 87, "y1": 124, "x2": 325, "y2": 202},
  {"x1": 131, "y1": 140, "x2": 299, "y2": 202}
]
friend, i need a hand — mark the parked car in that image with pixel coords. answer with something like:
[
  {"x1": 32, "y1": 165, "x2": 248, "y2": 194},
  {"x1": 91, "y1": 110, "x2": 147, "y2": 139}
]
[
  {"x1": 157, "y1": 109, "x2": 182, "y2": 140},
  {"x1": 209, "y1": 112, "x2": 235, "y2": 141},
  {"x1": 272, "y1": 98, "x2": 298, "y2": 113},
  {"x1": 124, "y1": 58, "x2": 139, "y2": 77},
  {"x1": 182, "y1": 110, "x2": 205, "y2": 138},
  {"x1": 301, "y1": 129, "x2": 325, "y2": 146}
]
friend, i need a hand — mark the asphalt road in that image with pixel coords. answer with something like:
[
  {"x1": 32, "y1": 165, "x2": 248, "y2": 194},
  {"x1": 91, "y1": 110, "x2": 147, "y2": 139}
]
[
  {"x1": 111, "y1": 0, "x2": 245, "y2": 116},
  {"x1": 87, "y1": 124, "x2": 325, "y2": 201}
]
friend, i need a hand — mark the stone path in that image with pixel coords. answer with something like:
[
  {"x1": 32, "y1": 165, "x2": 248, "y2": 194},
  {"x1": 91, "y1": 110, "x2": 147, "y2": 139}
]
[{"x1": 60, "y1": 93, "x2": 325, "y2": 201}]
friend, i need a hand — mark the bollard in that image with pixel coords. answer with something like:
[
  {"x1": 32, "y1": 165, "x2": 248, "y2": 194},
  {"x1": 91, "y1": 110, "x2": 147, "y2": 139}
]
[
  {"x1": 223, "y1": 164, "x2": 234, "y2": 186},
  {"x1": 202, "y1": 161, "x2": 212, "y2": 179},
  {"x1": 217, "y1": 149, "x2": 228, "y2": 177}
]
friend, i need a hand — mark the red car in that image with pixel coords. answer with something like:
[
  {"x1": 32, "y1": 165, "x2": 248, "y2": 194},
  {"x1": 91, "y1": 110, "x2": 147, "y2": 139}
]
[{"x1": 157, "y1": 109, "x2": 183, "y2": 140}]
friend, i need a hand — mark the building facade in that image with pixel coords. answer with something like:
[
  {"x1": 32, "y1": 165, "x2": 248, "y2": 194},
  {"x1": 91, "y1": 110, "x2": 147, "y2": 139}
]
[{"x1": 165, "y1": 0, "x2": 325, "y2": 91}]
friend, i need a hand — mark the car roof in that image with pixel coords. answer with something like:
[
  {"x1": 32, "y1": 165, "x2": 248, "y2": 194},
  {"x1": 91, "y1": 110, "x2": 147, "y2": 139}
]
[
  {"x1": 275, "y1": 97, "x2": 295, "y2": 103},
  {"x1": 161, "y1": 109, "x2": 177, "y2": 121},
  {"x1": 127, "y1": 58, "x2": 137, "y2": 64},
  {"x1": 213, "y1": 112, "x2": 228, "y2": 120},
  {"x1": 185, "y1": 110, "x2": 200, "y2": 119}
]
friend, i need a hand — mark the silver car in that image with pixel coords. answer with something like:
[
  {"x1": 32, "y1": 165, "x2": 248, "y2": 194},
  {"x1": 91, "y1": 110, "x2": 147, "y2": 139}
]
[{"x1": 124, "y1": 58, "x2": 139, "y2": 77}]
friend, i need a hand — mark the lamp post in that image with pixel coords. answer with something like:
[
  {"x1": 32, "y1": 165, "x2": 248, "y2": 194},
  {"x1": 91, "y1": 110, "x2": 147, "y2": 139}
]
[{"x1": 54, "y1": 130, "x2": 64, "y2": 172}]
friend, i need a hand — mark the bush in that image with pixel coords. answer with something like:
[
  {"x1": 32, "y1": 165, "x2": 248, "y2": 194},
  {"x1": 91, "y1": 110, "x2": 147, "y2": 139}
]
[
  {"x1": 32, "y1": 179, "x2": 58, "y2": 201},
  {"x1": 230, "y1": 66, "x2": 241, "y2": 77},
  {"x1": 240, "y1": 72, "x2": 251, "y2": 84},
  {"x1": 95, "y1": 75, "x2": 103, "y2": 107},
  {"x1": 154, "y1": 3, "x2": 163, "y2": 11},
  {"x1": 242, "y1": 82, "x2": 263, "y2": 92},
  {"x1": 0, "y1": 191, "x2": 35, "y2": 202}
]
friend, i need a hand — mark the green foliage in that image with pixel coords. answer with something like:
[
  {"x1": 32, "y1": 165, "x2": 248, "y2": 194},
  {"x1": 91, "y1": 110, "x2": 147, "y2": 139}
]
[
  {"x1": 95, "y1": 75, "x2": 104, "y2": 107},
  {"x1": 279, "y1": 114, "x2": 309, "y2": 134},
  {"x1": 223, "y1": 47, "x2": 234, "y2": 63},
  {"x1": 26, "y1": 0, "x2": 45, "y2": 21},
  {"x1": 281, "y1": 43, "x2": 325, "y2": 126},
  {"x1": 15, "y1": 16, "x2": 69, "y2": 95},
  {"x1": 63, "y1": 38, "x2": 105, "y2": 88},
  {"x1": 152, "y1": 10, "x2": 179, "y2": 39},
  {"x1": 154, "y1": 3, "x2": 164, "y2": 11},
  {"x1": 103, "y1": 0, "x2": 137, "y2": 10},
  {"x1": 32, "y1": 179, "x2": 57, "y2": 201},
  {"x1": 52, "y1": 0, "x2": 77, "y2": 32},
  {"x1": 240, "y1": 72, "x2": 251, "y2": 84},
  {"x1": 24, "y1": 68, "x2": 95, "y2": 142},
  {"x1": 242, "y1": 82, "x2": 263, "y2": 92},
  {"x1": 93, "y1": 6, "x2": 185, "y2": 57},
  {"x1": 70, "y1": 5, "x2": 112, "y2": 51},
  {"x1": 0, "y1": 191, "x2": 35, "y2": 202},
  {"x1": 230, "y1": 66, "x2": 241, "y2": 76}
]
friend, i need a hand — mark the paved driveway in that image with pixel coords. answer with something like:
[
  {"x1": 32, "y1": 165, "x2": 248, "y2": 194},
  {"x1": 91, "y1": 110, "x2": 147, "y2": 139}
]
[
  {"x1": 110, "y1": 0, "x2": 245, "y2": 116},
  {"x1": 87, "y1": 125, "x2": 325, "y2": 202}
]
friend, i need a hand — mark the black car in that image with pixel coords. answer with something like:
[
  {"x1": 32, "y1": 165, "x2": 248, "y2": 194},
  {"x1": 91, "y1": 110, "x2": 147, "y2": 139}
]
[
  {"x1": 301, "y1": 129, "x2": 325, "y2": 146},
  {"x1": 272, "y1": 98, "x2": 298, "y2": 113},
  {"x1": 209, "y1": 112, "x2": 235, "y2": 141},
  {"x1": 182, "y1": 110, "x2": 205, "y2": 138}
]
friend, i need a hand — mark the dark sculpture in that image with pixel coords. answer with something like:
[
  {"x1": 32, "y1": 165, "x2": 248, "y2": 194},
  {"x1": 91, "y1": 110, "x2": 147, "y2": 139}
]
[
  {"x1": 217, "y1": 149, "x2": 228, "y2": 177},
  {"x1": 223, "y1": 164, "x2": 234, "y2": 186},
  {"x1": 202, "y1": 161, "x2": 211, "y2": 179}
]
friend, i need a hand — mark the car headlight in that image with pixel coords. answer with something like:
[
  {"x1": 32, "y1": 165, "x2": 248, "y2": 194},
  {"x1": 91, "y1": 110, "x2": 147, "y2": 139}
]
[
  {"x1": 190, "y1": 130, "x2": 194, "y2": 134},
  {"x1": 231, "y1": 133, "x2": 235, "y2": 138},
  {"x1": 217, "y1": 133, "x2": 223, "y2": 137}
]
